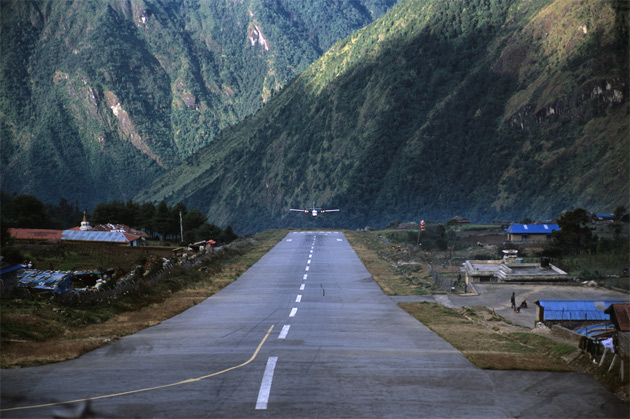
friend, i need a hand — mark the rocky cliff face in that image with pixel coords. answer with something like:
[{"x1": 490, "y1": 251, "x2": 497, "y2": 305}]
[
  {"x1": 496, "y1": 0, "x2": 628, "y2": 127},
  {"x1": 509, "y1": 77, "x2": 626, "y2": 129}
]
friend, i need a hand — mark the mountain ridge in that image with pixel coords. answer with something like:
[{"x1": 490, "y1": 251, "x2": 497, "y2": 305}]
[
  {"x1": 1, "y1": 0, "x2": 397, "y2": 206},
  {"x1": 135, "y1": 0, "x2": 629, "y2": 233}
]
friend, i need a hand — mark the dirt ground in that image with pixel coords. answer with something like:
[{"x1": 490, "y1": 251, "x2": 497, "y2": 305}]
[{"x1": 393, "y1": 282, "x2": 628, "y2": 329}]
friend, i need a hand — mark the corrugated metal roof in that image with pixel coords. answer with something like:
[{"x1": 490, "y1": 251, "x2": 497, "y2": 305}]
[
  {"x1": 536, "y1": 299, "x2": 628, "y2": 321},
  {"x1": 605, "y1": 303, "x2": 630, "y2": 331},
  {"x1": 17, "y1": 270, "x2": 73, "y2": 294},
  {"x1": 68, "y1": 224, "x2": 148, "y2": 237},
  {"x1": 505, "y1": 224, "x2": 560, "y2": 234},
  {"x1": 8, "y1": 228, "x2": 63, "y2": 240},
  {"x1": 575, "y1": 323, "x2": 615, "y2": 338},
  {"x1": 0, "y1": 264, "x2": 24, "y2": 275},
  {"x1": 61, "y1": 230, "x2": 140, "y2": 243}
]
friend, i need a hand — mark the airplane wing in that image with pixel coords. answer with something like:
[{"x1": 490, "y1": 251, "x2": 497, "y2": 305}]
[
  {"x1": 290, "y1": 209, "x2": 308, "y2": 213},
  {"x1": 321, "y1": 209, "x2": 340, "y2": 213}
]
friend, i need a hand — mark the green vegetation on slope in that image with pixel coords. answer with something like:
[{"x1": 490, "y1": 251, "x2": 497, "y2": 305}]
[
  {"x1": 1, "y1": 0, "x2": 396, "y2": 207},
  {"x1": 136, "y1": 0, "x2": 629, "y2": 234}
]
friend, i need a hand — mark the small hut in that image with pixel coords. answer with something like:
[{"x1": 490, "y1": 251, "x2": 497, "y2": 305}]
[
  {"x1": 16, "y1": 270, "x2": 74, "y2": 294},
  {"x1": 604, "y1": 303, "x2": 630, "y2": 356}
]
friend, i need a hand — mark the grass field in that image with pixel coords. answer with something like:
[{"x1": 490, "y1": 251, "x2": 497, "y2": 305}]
[
  {"x1": 399, "y1": 302, "x2": 575, "y2": 372},
  {"x1": 344, "y1": 230, "x2": 436, "y2": 295}
]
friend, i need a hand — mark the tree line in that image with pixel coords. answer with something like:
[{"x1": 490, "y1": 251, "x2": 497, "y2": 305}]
[
  {"x1": 543, "y1": 207, "x2": 628, "y2": 258},
  {"x1": 0, "y1": 192, "x2": 237, "y2": 247}
]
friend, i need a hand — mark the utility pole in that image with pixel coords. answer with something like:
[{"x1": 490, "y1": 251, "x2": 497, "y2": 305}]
[{"x1": 180, "y1": 211, "x2": 183, "y2": 243}]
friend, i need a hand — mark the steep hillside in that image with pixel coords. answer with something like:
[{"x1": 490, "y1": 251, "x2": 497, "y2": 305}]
[
  {"x1": 0, "y1": 0, "x2": 396, "y2": 207},
  {"x1": 135, "y1": 0, "x2": 629, "y2": 234}
]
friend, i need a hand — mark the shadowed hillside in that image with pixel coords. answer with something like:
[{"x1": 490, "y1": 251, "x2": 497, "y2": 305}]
[
  {"x1": 1, "y1": 0, "x2": 396, "y2": 207},
  {"x1": 135, "y1": 0, "x2": 629, "y2": 233}
]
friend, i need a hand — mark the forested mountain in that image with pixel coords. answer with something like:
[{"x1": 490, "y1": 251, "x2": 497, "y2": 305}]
[
  {"x1": 1, "y1": 0, "x2": 397, "y2": 207},
  {"x1": 135, "y1": 0, "x2": 629, "y2": 234}
]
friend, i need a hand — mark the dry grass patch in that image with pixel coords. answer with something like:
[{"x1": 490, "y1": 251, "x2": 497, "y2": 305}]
[
  {"x1": 1, "y1": 286, "x2": 219, "y2": 367},
  {"x1": 1, "y1": 230, "x2": 287, "y2": 368},
  {"x1": 467, "y1": 353, "x2": 569, "y2": 371},
  {"x1": 345, "y1": 231, "x2": 397, "y2": 294},
  {"x1": 345, "y1": 230, "x2": 432, "y2": 295},
  {"x1": 399, "y1": 302, "x2": 575, "y2": 372}
]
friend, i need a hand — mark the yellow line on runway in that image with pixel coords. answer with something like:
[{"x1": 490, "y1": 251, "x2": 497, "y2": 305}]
[{"x1": 1, "y1": 324, "x2": 275, "y2": 412}]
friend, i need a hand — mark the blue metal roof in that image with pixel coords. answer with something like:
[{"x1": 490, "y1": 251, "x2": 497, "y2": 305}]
[
  {"x1": 505, "y1": 224, "x2": 560, "y2": 234},
  {"x1": 595, "y1": 214, "x2": 613, "y2": 219},
  {"x1": 536, "y1": 299, "x2": 628, "y2": 321},
  {"x1": 0, "y1": 264, "x2": 24, "y2": 275},
  {"x1": 575, "y1": 323, "x2": 615, "y2": 337},
  {"x1": 62, "y1": 230, "x2": 133, "y2": 243},
  {"x1": 16, "y1": 270, "x2": 73, "y2": 294}
]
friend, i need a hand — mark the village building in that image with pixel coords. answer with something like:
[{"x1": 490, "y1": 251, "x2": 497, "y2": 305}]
[
  {"x1": 592, "y1": 213, "x2": 614, "y2": 223},
  {"x1": 462, "y1": 250, "x2": 569, "y2": 284},
  {"x1": 70, "y1": 213, "x2": 148, "y2": 238},
  {"x1": 15, "y1": 270, "x2": 74, "y2": 295},
  {"x1": 535, "y1": 299, "x2": 627, "y2": 327},
  {"x1": 450, "y1": 216, "x2": 470, "y2": 225},
  {"x1": 504, "y1": 223, "x2": 559, "y2": 243},
  {"x1": 7, "y1": 228, "x2": 63, "y2": 243},
  {"x1": 61, "y1": 230, "x2": 144, "y2": 246},
  {"x1": 0, "y1": 259, "x2": 25, "y2": 296},
  {"x1": 504, "y1": 223, "x2": 560, "y2": 243},
  {"x1": 7, "y1": 214, "x2": 147, "y2": 247},
  {"x1": 604, "y1": 303, "x2": 630, "y2": 356},
  {"x1": 9, "y1": 227, "x2": 144, "y2": 246},
  {"x1": 535, "y1": 300, "x2": 629, "y2": 360}
]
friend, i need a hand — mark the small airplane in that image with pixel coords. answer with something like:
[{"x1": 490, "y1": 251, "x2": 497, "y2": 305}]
[{"x1": 290, "y1": 202, "x2": 340, "y2": 217}]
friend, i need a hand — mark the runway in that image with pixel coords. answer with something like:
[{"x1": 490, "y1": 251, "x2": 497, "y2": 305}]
[{"x1": 1, "y1": 231, "x2": 627, "y2": 418}]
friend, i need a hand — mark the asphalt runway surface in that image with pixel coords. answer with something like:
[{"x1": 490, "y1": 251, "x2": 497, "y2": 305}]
[{"x1": 1, "y1": 231, "x2": 627, "y2": 418}]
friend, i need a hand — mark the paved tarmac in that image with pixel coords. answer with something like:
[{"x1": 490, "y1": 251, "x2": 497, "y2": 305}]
[{"x1": 1, "y1": 232, "x2": 627, "y2": 418}]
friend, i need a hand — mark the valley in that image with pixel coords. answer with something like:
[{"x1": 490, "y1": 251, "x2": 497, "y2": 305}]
[
  {"x1": 1, "y1": 0, "x2": 627, "y2": 233},
  {"x1": 1, "y1": 226, "x2": 628, "y2": 408},
  {"x1": 2, "y1": 1, "x2": 629, "y2": 414}
]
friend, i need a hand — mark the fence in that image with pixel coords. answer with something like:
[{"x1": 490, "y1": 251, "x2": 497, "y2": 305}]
[
  {"x1": 1, "y1": 242, "x2": 236, "y2": 305},
  {"x1": 52, "y1": 248, "x2": 218, "y2": 305}
]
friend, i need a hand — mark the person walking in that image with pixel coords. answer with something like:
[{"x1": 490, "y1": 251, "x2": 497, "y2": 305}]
[{"x1": 510, "y1": 292, "x2": 516, "y2": 309}]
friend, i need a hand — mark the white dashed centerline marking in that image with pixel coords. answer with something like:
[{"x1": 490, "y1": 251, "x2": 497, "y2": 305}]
[
  {"x1": 296, "y1": 295, "x2": 302, "y2": 303},
  {"x1": 305, "y1": 266, "x2": 309, "y2": 271},
  {"x1": 279, "y1": 325, "x2": 290, "y2": 339},
  {"x1": 303, "y1": 274, "x2": 308, "y2": 280},
  {"x1": 256, "y1": 357, "x2": 278, "y2": 410},
  {"x1": 300, "y1": 284, "x2": 305, "y2": 290},
  {"x1": 289, "y1": 308, "x2": 298, "y2": 317}
]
